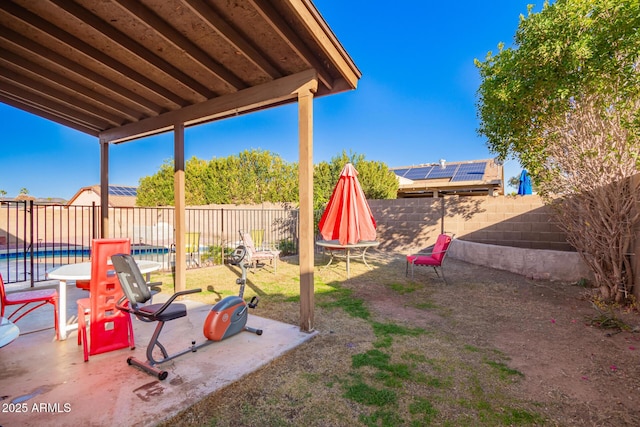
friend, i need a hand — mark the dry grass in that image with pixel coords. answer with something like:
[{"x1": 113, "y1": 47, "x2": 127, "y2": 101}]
[{"x1": 153, "y1": 251, "x2": 640, "y2": 426}]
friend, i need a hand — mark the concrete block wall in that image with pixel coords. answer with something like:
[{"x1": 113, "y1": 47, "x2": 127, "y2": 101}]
[{"x1": 368, "y1": 195, "x2": 571, "y2": 253}]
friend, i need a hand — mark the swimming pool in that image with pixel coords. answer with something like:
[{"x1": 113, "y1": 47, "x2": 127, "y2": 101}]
[
  {"x1": 0, "y1": 245, "x2": 170, "y2": 260},
  {"x1": 0, "y1": 245, "x2": 172, "y2": 285}
]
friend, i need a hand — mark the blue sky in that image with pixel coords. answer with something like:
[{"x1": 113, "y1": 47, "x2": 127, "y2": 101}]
[{"x1": 0, "y1": 1, "x2": 536, "y2": 200}]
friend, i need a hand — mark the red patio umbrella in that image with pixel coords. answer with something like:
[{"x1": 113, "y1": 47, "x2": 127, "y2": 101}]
[{"x1": 318, "y1": 163, "x2": 377, "y2": 245}]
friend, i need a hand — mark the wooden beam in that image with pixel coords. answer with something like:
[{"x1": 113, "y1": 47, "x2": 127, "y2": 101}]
[
  {"x1": 0, "y1": 49, "x2": 140, "y2": 122},
  {"x1": 250, "y1": 0, "x2": 334, "y2": 91},
  {"x1": 112, "y1": 0, "x2": 246, "y2": 93},
  {"x1": 0, "y1": 73, "x2": 112, "y2": 130},
  {"x1": 101, "y1": 69, "x2": 318, "y2": 143},
  {"x1": 50, "y1": 0, "x2": 215, "y2": 99},
  {"x1": 100, "y1": 139, "x2": 109, "y2": 238},
  {"x1": 286, "y1": 0, "x2": 361, "y2": 89},
  {"x1": 297, "y1": 79, "x2": 317, "y2": 332},
  {"x1": 174, "y1": 123, "x2": 186, "y2": 293},
  {"x1": 0, "y1": 1, "x2": 186, "y2": 108},
  {"x1": 0, "y1": 27, "x2": 163, "y2": 116},
  {"x1": 183, "y1": 0, "x2": 283, "y2": 80}
]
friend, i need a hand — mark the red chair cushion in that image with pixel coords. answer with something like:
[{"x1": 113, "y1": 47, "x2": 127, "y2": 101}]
[{"x1": 407, "y1": 255, "x2": 440, "y2": 266}]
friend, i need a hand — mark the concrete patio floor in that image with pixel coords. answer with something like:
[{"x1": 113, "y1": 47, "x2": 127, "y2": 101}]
[{"x1": 0, "y1": 284, "x2": 316, "y2": 426}]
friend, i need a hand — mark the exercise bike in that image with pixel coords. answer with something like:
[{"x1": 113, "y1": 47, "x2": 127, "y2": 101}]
[
  {"x1": 203, "y1": 246, "x2": 262, "y2": 340},
  {"x1": 112, "y1": 245, "x2": 262, "y2": 380}
]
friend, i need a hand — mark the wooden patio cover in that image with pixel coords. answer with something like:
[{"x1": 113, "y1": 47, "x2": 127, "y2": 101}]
[{"x1": 0, "y1": 0, "x2": 361, "y2": 332}]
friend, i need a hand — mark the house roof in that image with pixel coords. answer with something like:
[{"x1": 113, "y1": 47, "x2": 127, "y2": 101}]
[
  {"x1": 0, "y1": 0, "x2": 361, "y2": 141},
  {"x1": 390, "y1": 159, "x2": 503, "y2": 197},
  {"x1": 66, "y1": 184, "x2": 138, "y2": 207}
]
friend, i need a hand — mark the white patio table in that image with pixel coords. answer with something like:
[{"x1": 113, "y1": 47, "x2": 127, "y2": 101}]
[
  {"x1": 47, "y1": 260, "x2": 161, "y2": 340},
  {"x1": 315, "y1": 240, "x2": 380, "y2": 279},
  {"x1": 0, "y1": 317, "x2": 20, "y2": 348}
]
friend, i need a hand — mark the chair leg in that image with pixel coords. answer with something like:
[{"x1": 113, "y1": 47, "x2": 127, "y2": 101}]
[
  {"x1": 53, "y1": 297, "x2": 60, "y2": 340},
  {"x1": 8, "y1": 301, "x2": 48, "y2": 323},
  {"x1": 406, "y1": 261, "x2": 416, "y2": 278},
  {"x1": 77, "y1": 306, "x2": 89, "y2": 362},
  {"x1": 6, "y1": 298, "x2": 60, "y2": 339},
  {"x1": 431, "y1": 266, "x2": 448, "y2": 284}
]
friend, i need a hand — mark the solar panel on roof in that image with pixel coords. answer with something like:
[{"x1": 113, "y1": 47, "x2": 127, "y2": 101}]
[
  {"x1": 108, "y1": 186, "x2": 137, "y2": 197},
  {"x1": 451, "y1": 162, "x2": 487, "y2": 182},
  {"x1": 108, "y1": 186, "x2": 122, "y2": 196},
  {"x1": 403, "y1": 166, "x2": 433, "y2": 180},
  {"x1": 425, "y1": 165, "x2": 456, "y2": 179},
  {"x1": 392, "y1": 168, "x2": 411, "y2": 178}
]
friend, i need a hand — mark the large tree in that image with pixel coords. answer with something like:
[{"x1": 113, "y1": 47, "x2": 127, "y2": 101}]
[{"x1": 476, "y1": 0, "x2": 640, "y2": 302}]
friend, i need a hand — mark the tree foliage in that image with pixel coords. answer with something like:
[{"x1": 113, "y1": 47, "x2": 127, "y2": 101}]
[
  {"x1": 477, "y1": 0, "x2": 640, "y2": 173},
  {"x1": 136, "y1": 149, "x2": 397, "y2": 209},
  {"x1": 136, "y1": 160, "x2": 175, "y2": 206},
  {"x1": 476, "y1": 0, "x2": 640, "y2": 302},
  {"x1": 137, "y1": 149, "x2": 298, "y2": 206}
]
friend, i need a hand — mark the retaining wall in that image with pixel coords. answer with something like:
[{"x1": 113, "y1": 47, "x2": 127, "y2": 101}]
[{"x1": 447, "y1": 239, "x2": 593, "y2": 282}]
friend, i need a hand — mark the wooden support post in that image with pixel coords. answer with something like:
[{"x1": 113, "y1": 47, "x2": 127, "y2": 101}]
[
  {"x1": 174, "y1": 123, "x2": 186, "y2": 293},
  {"x1": 298, "y1": 83, "x2": 316, "y2": 332}
]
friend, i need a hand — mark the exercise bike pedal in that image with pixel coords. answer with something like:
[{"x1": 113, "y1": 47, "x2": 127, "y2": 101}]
[{"x1": 248, "y1": 296, "x2": 259, "y2": 309}]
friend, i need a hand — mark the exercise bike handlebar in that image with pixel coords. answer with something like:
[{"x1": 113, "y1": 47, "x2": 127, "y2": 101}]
[{"x1": 152, "y1": 288, "x2": 202, "y2": 317}]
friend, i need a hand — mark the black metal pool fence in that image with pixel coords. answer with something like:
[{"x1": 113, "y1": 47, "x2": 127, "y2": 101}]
[{"x1": 0, "y1": 201, "x2": 300, "y2": 285}]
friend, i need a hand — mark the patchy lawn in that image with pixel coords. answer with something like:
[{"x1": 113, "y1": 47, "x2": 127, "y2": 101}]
[{"x1": 156, "y1": 251, "x2": 640, "y2": 426}]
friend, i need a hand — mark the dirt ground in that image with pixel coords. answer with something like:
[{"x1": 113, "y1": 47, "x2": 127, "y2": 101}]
[
  {"x1": 164, "y1": 254, "x2": 640, "y2": 426},
  {"x1": 363, "y1": 257, "x2": 640, "y2": 425}
]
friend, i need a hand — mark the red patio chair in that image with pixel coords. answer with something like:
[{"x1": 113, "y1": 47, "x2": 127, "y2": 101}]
[
  {"x1": 0, "y1": 273, "x2": 59, "y2": 340},
  {"x1": 77, "y1": 239, "x2": 135, "y2": 361},
  {"x1": 406, "y1": 233, "x2": 454, "y2": 284}
]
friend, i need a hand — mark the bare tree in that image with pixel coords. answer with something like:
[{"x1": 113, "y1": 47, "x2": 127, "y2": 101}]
[{"x1": 538, "y1": 97, "x2": 640, "y2": 302}]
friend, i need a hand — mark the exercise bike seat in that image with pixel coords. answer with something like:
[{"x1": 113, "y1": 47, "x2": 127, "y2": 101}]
[
  {"x1": 112, "y1": 253, "x2": 200, "y2": 324},
  {"x1": 138, "y1": 303, "x2": 187, "y2": 322}
]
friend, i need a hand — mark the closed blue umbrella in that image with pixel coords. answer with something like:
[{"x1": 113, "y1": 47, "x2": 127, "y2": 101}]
[{"x1": 518, "y1": 169, "x2": 532, "y2": 195}]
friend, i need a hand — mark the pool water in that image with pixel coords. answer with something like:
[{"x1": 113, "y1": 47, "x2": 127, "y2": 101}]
[
  {"x1": 0, "y1": 246, "x2": 170, "y2": 260},
  {"x1": 0, "y1": 246, "x2": 171, "y2": 285}
]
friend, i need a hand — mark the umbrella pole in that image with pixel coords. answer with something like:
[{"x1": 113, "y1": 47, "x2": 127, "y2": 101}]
[
  {"x1": 440, "y1": 198, "x2": 445, "y2": 234},
  {"x1": 346, "y1": 248, "x2": 350, "y2": 279}
]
